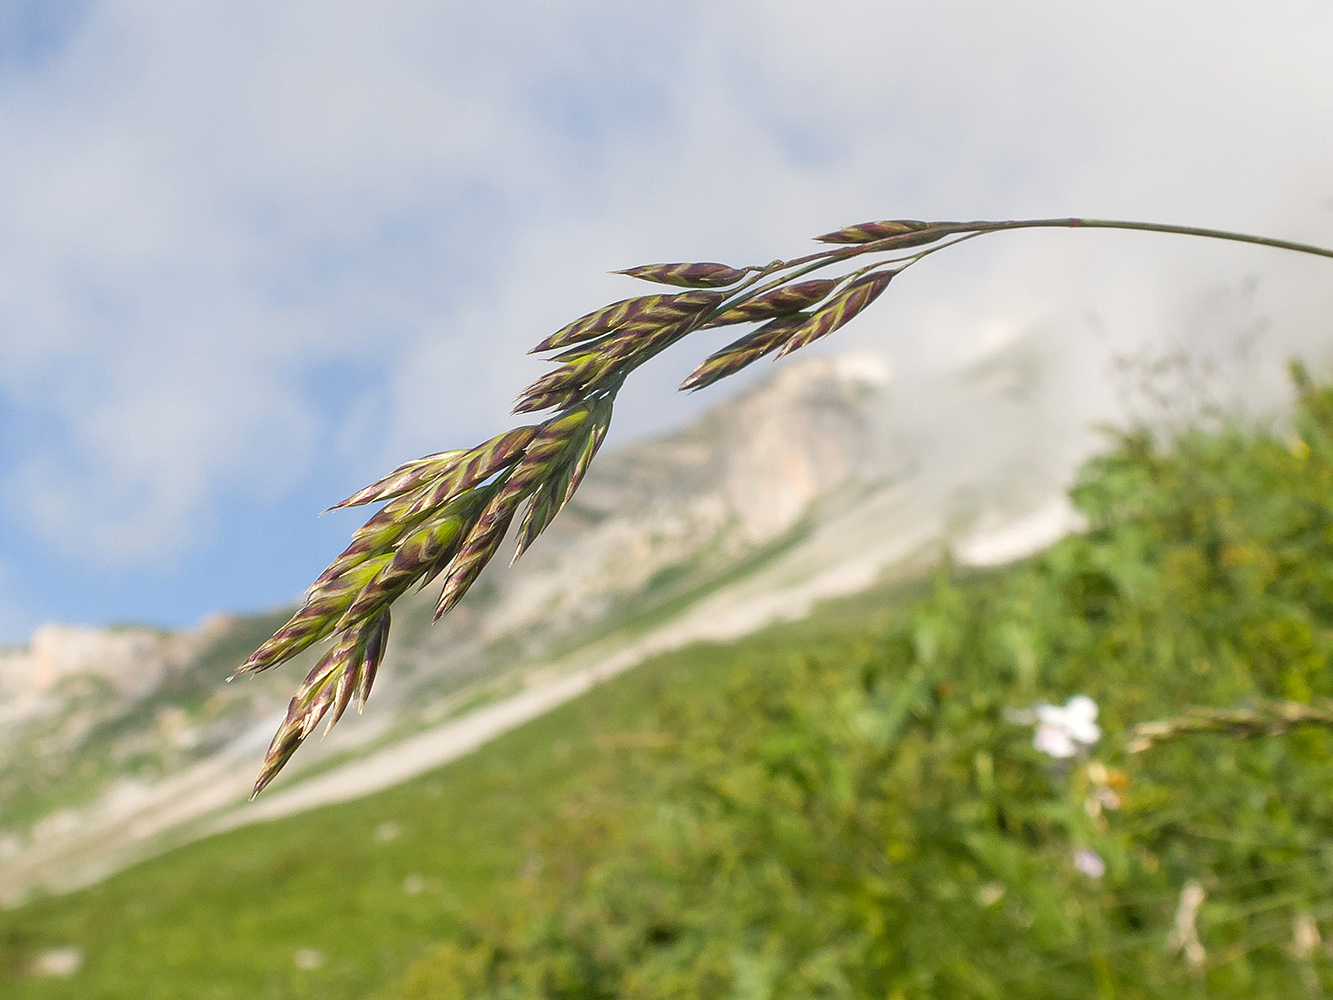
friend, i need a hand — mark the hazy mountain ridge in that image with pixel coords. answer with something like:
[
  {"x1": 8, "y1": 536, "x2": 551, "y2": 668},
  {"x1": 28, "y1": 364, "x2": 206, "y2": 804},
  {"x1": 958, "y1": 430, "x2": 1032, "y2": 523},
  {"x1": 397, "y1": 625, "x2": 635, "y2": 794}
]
[{"x1": 0, "y1": 345, "x2": 1079, "y2": 902}]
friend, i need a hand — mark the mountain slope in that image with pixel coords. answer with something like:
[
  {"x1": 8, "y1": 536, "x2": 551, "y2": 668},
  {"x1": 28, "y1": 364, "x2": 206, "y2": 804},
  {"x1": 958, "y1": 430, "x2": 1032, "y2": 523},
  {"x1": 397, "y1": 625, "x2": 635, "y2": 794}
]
[{"x1": 0, "y1": 343, "x2": 1081, "y2": 902}]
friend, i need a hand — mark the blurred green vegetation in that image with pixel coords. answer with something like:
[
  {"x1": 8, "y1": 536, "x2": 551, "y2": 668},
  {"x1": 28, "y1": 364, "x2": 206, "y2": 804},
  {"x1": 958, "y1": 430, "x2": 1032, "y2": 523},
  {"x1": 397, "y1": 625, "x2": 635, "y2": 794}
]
[
  {"x1": 391, "y1": 365, "x2": 1333, "y2": 998},
  {"x1": 8, "y1": 364, "x2": 1333, "y2": 998},
  {"x1": 0, "y1": 599, "x2": 876, "y2": 999}
]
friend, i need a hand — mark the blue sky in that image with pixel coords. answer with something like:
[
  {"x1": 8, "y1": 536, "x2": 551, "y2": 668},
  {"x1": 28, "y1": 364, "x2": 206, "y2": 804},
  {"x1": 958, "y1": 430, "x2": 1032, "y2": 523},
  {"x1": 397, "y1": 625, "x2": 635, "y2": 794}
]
[{"x1": 0, "y1": 1, "x2": 1331, "y2": 643}]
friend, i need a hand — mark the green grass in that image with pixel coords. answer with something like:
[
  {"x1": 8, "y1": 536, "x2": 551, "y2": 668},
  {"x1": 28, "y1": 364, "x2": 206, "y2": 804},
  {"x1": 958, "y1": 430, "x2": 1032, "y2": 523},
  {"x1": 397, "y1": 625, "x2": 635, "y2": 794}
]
[{"x1": 0, "y1": 578, "x2": 909, "y2": 1000}]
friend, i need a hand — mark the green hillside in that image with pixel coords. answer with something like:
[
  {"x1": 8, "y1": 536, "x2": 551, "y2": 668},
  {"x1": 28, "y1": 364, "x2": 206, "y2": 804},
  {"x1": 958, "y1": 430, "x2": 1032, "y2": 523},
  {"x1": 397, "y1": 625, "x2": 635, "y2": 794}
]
[
  {"x1": 390, "y1": 365, "x2": 1333, "y2": 998},
  {"x1": 7, "y1": 364, "x2": 1333, "y2": 998},
  {"x1": 0, "y1": 575, "x2": 907, "y2": 999}
]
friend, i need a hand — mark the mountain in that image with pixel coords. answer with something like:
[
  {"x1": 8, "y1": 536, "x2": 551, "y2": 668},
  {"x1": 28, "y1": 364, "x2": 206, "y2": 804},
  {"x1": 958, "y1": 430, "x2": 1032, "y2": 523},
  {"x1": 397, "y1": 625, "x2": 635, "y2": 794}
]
[{"x1": 0, "y1": 342, "x2": 1083, "y2": 904}]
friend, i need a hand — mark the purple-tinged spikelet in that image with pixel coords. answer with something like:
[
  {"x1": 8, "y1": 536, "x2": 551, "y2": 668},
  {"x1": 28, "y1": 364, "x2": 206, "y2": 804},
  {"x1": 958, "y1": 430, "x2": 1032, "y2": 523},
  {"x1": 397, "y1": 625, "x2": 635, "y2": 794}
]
[
  {"x1": 338, "y1": 512, "x2": 470, "y2": 625},
  {"x1": 814, "y1": 219, "x2": 938, "y2": 245},
  {"x1": 512, "y1": 398, "x2": 613, "y2": 560},
  {"x1": 433, "y1": 509, "x2": 515, "y2": 620},
  {"x1": 530, "y1": 290, "x2": 724, "y2": 353},
  {"x1": 429, "y1": 406, "x2": 594, "y2": 617},
  {"x1": 680, "y1": 314, "x2": 808, "y2": 391},
  {"x1": 511, "y1": 387, "x2": 583, "y2": 415},
  {"x1": 703, "y1": 280, "x2": 838, "y2": 328},
  {"x1": 562, "y1": 413, "x2": 609, "y2": 507},
  {"x1": 326, "y1": 449, "x2": 468, "y2": 511},
  {"x1": 354, "y1": 608, "x2": 390, "y2": 713},
  {"x1": 404, "y1": 426, "x2": 540, "y2": 515},
  {"x1": 516, "y1": 354, "x2": 616, "y2": 409},
  {"x1": 252, "y1": 631, "x2": 357, "y2": 797},
  {"x1": 777, "y1": 271, "x2": 895, "y2": 357},
  {"x1": 612, "y1": 262, "x2": 753, "y2": 288}
]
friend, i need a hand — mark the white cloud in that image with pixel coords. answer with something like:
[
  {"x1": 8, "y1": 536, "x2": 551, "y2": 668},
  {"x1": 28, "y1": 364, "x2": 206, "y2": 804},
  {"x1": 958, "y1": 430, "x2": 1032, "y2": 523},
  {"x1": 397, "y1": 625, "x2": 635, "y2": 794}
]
[{"x1": 0, "y1": 1, "x2": 1330, "y2": 629}]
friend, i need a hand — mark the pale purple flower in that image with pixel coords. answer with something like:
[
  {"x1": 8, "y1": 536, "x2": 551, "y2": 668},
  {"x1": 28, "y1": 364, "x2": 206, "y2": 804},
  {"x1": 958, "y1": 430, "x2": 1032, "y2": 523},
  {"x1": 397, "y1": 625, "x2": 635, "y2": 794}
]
[{"x1": 1073, "y1": 847, "x2": 1106, "y2": 879}]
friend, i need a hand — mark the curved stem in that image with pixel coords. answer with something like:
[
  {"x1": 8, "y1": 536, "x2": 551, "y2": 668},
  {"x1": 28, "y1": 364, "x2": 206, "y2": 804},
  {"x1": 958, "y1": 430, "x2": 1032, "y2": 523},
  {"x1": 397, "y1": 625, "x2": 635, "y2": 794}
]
[
  {"x1": 637, "y1": 217, "x2": 1333, "y2": 393},
  {"x1": 930, "y1": 218, "x2": 1333, "y2": 260},
  {"x1": 724, "y1": 218, "x2": 1333, "y2": 322}
]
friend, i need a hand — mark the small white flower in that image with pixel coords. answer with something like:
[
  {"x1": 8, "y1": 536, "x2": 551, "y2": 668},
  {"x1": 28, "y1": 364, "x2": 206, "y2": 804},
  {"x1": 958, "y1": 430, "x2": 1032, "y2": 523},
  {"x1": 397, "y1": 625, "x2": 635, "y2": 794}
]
[
  {"x1": 1033, "y1": 723, "x2": 1078, "y2": 758},
  {"x1": 293, "y1": 949, "x2": 324, "y2": 970},
  {"x1": 31, "y1": 947, "x2": 83, "y2": 978},
  {"x1": 1073, "y1": 847, "x2": 1106, "y2": 879},
  {"x1": 1028, "y1": 695, "x2": 1101, "y2": 758}
]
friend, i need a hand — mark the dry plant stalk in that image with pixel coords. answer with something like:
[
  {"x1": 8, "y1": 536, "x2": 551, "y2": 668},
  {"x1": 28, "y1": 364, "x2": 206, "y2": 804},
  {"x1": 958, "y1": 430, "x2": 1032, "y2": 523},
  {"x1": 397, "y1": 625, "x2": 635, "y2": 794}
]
[
  {"x1": 234, "y1": 216, "x2": 1333, "y2": 797},
  {"x1": 1128, "y1": 698, "x2": 1333, "y2": 754}
]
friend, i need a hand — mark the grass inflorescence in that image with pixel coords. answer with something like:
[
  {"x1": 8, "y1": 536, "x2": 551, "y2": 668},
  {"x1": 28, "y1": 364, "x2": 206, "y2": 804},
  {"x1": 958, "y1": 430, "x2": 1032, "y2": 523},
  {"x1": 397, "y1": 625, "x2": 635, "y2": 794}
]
[{"x1": 235, "y1": 215, "x2": 1333, "y2": 795}]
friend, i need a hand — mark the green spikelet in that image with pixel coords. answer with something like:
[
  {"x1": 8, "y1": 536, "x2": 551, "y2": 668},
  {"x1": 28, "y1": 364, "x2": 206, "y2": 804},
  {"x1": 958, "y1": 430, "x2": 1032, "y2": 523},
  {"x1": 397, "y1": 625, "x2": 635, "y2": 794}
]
[
  {"x1": 337, "y1": 488, "x2": 494, "y2": 626},
  {"x1": 511, "y1": 480, "x2": 561, "y2": 563},
  {"x1": 339, "y1": 515, "x2": 468, "y2": 625},
  {"x1": 561, "y1": 408, "x2": 610, "y2": 506},
  {"x1": 355, "y1": 608, "x2": 390, "y2": 713},
  {"x1": 431, "y1": 405, "x2": 596, "y2": 610}
]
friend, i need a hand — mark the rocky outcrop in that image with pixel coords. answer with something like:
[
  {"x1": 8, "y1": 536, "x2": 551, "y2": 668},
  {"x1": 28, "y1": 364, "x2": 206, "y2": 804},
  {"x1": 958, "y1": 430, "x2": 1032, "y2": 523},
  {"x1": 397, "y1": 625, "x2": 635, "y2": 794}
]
[
  {"x1": 480, "y1": 353, "x2": 901, "y2": 640},
  {"x1": 0, "y1": 616, "x2": 231, "y2": 699}
]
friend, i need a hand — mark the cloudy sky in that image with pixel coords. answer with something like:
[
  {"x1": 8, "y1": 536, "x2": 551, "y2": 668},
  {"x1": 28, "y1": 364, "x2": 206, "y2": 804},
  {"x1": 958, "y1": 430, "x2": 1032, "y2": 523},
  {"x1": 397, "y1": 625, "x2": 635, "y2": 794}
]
[{"x1": 0, "y1": 1, "x2": 1330, "y2": 644}]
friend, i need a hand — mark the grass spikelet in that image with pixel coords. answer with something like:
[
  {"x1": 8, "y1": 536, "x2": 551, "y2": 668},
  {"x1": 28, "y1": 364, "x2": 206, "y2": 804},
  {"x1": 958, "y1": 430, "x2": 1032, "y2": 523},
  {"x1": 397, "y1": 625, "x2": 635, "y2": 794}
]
[
  {"x1": 355, "y1": 608, "x2": 390, "y2": 712},
  {"x1": 511, "y1": 479, "x2": 562, "y2": 563},
  {"x1": 530, "y1": 290, "x2": 724, "y2": 353},
  {"x1": 776, "y1": 271, "x2": 895, "y2": 357},
  {"x1": 512, "y1": 398, "x2": 613, "y2": 560},
  {"x1": 338, "y1": 512, "x2": 470, "y2": 624},
  {"x1": 233, "y1": 603, "x2": 340, "y2": 677},
  {"x1": 561, "y1": 409, "x2": 610, "y2": 506},
  {"x1": 612, "y1": 262, "x2": 753, "y2": 288},
  {"x1": 326, "y1": 450, "x2": 467, "y2": 511},
  {"x1": 680, "y1": 314, "x2": 808, "y2": 391},
  {"x1": 251, "y1": 631, "x2": 358, "y2": 797},
  {"x1": 704, "y1": 279, "x2": 837, "y2": 327},
  {"x1": 516, "y1": 354, "x2": 616, "y2": 410},
  {"x1": 530, "y1": 297, "x2": 660, "y2": 354},
  {"x1": 814, "y1": 219, "x2": 934, "y2": 244},
  {"x1": 434, "y1": 509, "x2": 516, "y2": 620},
  {"x1": 403, "y1": 426, "x2": 540, "y2": 515},
  {"x1": 511, "y1": 388, "x2": 583, "y2": 415},
  {"x1": 429, "y1": 406, "x2": 594, "y2": 615}
]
